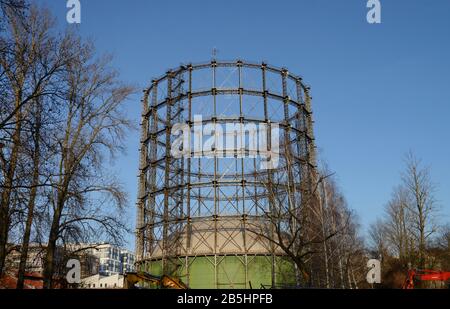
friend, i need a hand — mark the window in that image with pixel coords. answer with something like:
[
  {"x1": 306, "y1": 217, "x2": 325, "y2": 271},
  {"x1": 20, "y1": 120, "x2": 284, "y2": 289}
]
[
  {"x1": 100, "y1": 284, "x2": 102, "y2": 288},
  {"x1": 93, "y1": 284, "x2": 95, "y2": 288},
  {"x1": 105, "y1": 283, "x2": 107, "y2": 288},
  {"x1": 114, "y1": 283, "x2": 117, "y2": 288}
]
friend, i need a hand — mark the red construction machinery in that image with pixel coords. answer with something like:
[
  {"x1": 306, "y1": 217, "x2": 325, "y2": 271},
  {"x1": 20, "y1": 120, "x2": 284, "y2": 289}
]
[{"x1": 402, "y1": 269, "x2": 450, "y2": 289}]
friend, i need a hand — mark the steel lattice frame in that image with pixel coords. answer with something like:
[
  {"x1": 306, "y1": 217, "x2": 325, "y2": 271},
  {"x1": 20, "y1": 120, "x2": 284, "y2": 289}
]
[{"x1": 135, "y1": 60, "x2": 317, "y2": 288}]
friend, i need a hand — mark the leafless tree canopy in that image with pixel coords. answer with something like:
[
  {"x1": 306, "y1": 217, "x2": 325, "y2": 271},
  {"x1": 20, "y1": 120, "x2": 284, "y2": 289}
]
[
  {"x1": 247, "y1": 161, "x2": 367, "y2": 288},
  {"x1": 368, "y1": 152, "x2": 447, "y2": 288},
  {"x1": 0, "y1": 2, "x2": 135, "y2": 288}
]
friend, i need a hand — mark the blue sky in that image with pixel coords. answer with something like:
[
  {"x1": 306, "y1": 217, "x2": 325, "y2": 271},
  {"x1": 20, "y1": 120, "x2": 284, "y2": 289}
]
[{"x1": 37, "y1": 0, "x2": 450, "y2": 249}]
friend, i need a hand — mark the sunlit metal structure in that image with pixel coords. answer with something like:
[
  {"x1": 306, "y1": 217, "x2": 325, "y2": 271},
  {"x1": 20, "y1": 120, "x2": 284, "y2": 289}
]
[{"x1": 135, "y1": 60, "x2": 317, "y2": 288}]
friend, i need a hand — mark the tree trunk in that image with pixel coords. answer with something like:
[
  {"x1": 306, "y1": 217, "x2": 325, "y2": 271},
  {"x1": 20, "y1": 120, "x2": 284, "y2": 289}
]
[
  {"x1": 346, "y1": 260, "x2": 353, "y2": 289},
  {"x1": 17, "y1": 103, "x2": 41, "y2": 288},
  {"x1": 0, "y1": 209, "x2": 9, "y2": 277},
  {"x1": 320, "y1": 181, "x2": 330, "y2": 288},
  {"x1": 0, "y1": 95, "x2": 22, "y2": 276},
  {"x1": 43, "y1": 206, "x2": 61, "y2": 289},
  {"x1": 330, "y1": 204, "x2": 345, "y2": 288},
  {"x1": 351, "y1": 266, "x2": 358, "y2": 289},
  {"x1": 418, "y1": 206, "x2": 426, "y2": 268}
]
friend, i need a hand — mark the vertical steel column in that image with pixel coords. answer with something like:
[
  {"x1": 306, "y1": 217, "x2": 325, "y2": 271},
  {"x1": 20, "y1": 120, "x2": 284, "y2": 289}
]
[
  {"x1": 175, "y1": 70, "x2": 185, "y2": 278},
  {"x1": 147, "y1": 82, "x2": 158, "y2": 257},
  {"x1": 295, "y1": 78, "x2": 304, "y2": 175},
  {"x1": 304, "y1": 87, "x2": 317, "y2": 189},
  {"x1": 297, "y1": 84, "x2": 311, "y2": 193},
  {"x1": 281, "y1": 69, "x2": 296, "y2": 208},
  {"x1": 237, "y1": 60, "x2": 248, "y2": 288},
  {"x1": 162, "y1": 73, "x2": 173, "y2": 274},
  {"x1": 186, "y1": 65, "x2": 193, "y2": 286},
  {"x1": 135, "y1": 89, "x2": 150, "y2": 261},
  {"x1": 294, "y1": 78, "x2": 305, "y2": 206},
  {"x1": 282, "y1": 69, "x2": 300, "y2": 285},
  {"x1": 261, "y1": 63, "x2": 276, "y2": 288},
  {"x1": 211, "y1": 60, "x2": 218, "y2": 289}
]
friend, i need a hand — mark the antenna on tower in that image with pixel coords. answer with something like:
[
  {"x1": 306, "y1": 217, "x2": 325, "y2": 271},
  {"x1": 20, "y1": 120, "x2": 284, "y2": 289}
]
[{"x1": 211, "y1": 47, "x2": 219, "y2": 60}]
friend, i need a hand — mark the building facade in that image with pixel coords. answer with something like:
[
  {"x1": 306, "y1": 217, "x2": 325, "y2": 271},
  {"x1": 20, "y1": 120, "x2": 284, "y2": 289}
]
[
  {"x1": 80, "y1": 273, "x2": 124, "y2": 289},
  {"x1": 5, "y1": 243, "x2": 134, "y2": 280},
  {"x1": 6, "y1": 243, "x2": 99, "y2": 279},
  {"x1": 92, "y1": 244, "x2": 135, "y2": 276}
]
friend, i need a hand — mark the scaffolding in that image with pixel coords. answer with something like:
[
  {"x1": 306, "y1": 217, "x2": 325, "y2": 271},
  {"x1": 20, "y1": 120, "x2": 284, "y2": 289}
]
[{"x1": 135, "y1": 60, "x2": 317, "y2": 288}]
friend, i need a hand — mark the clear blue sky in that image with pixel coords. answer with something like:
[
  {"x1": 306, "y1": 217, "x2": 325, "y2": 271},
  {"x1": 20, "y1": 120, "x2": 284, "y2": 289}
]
[{"x1": 37, "y1": 0, "x2": 450, "y2": 249}]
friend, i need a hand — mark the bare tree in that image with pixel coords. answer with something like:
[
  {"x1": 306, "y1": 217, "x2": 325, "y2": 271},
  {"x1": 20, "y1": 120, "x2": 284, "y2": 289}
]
[
  {"x1": 0, "y1": 2, "x2": 82, "y2": 273},
  {"x1": 0, "y1": 0, "x2": 26, "y2": 30},
  {"x1": 0, "y1": 2, "x2": 135, "y2": 289},
  {"x1": 41, "y1": 38, "x2": 134, "y2": 288},
  {"x1": 329, "y1": 189, "x2": 358, "y2": 288},
  {"x1": 317, "y1": 175, "x2": 331, "y2": 287},
  {"x1": 0, "y1": 4, "x2": 75, "y2": 276},
  {"x1": 369, "y1": 152, "x2": 443, "y2": 287},
  {"x1": 384, "y1": 186, "x2": 417, "y2": 263},
  {"x1": 15, "y1": 95, "x2": 42, "y2": 288},
  {"x1": 436, "y1": 225, "x2": 450, "y2": 250},
  {"x1": 309, "y1": 166, "x2": 367, "y2": 289},
  {"x1": 247, "y1": 159, "x2": 352, "y2": 288},
  {"x1": 402, "y1": 152, "x2": 439, "y2": 268},
  {"x1": 368, "y1": 219, "x2": 387, "y2": 260}
]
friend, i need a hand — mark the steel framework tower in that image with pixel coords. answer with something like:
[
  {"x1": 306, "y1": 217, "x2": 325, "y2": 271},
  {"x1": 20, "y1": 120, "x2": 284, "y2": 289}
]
[{"x1": 135, "y1": 60, "x2": 317, "y2": 288}]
